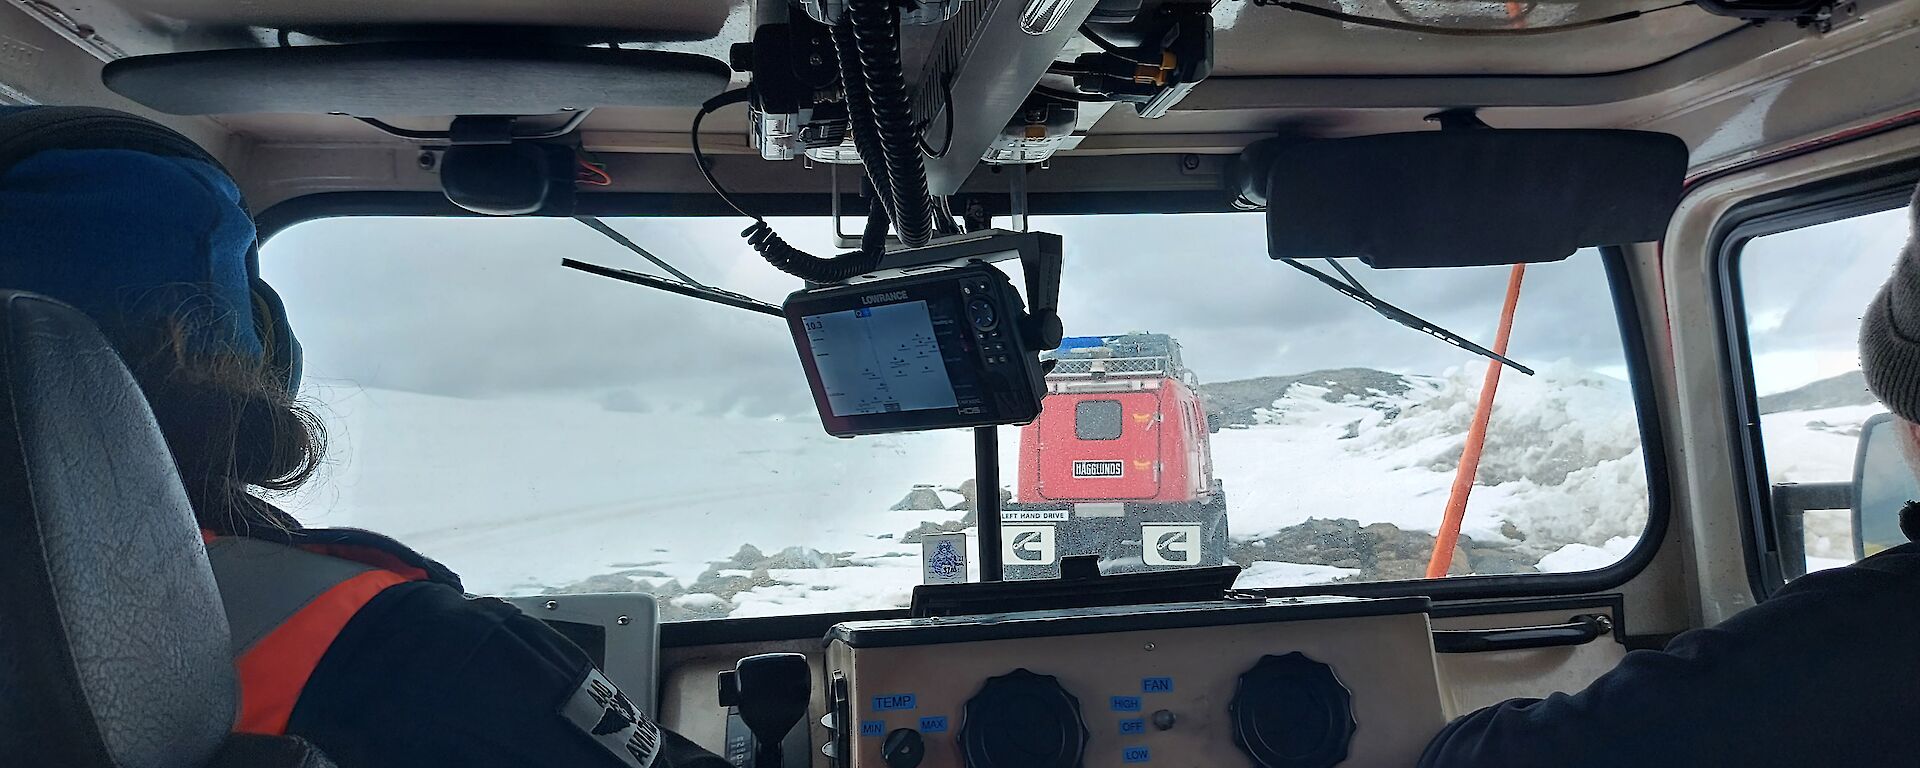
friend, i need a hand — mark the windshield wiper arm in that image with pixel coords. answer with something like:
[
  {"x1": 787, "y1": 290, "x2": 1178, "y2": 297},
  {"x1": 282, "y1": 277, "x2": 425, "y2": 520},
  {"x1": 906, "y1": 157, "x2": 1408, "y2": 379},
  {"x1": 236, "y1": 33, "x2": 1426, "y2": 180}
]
[
  {"x1": 576, "y1": 216, "x2": 706, "y2": 286},
  {"x1": 562, "y1": 258, "x2": 784, "y2": 319},
  {"x1": 1278, "y1": 258, "x2": 1534, "y2": 376}
]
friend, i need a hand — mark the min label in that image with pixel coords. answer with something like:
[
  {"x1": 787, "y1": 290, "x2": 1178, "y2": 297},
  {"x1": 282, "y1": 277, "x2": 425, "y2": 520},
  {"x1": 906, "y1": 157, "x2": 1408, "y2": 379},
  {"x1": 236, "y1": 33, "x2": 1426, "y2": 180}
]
[
  {"x1": 859, "y1": 721, "x2": 884, "y2": 738},
  {"x1": 1110, "y1": 696, "x2": 1142, "y2": 712}
]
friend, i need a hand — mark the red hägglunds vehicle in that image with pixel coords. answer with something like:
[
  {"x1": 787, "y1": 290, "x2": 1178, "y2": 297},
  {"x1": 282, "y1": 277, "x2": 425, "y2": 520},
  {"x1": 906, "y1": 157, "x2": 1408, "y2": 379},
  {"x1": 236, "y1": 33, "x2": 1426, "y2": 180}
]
[{"x1": 1005, "y1": 333, "x2": 1229, "y2": 575}]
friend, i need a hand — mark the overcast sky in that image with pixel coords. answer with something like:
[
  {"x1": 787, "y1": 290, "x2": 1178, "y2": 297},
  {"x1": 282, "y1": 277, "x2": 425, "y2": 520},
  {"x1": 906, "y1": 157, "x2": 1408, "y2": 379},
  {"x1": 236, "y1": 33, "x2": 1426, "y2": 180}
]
[
  {"x1": 1740, "y1": 205, "x2": 1911, "y2": 395},
  {"x1": 260, "y1": 207, "x2": 1913, "y2": 414}
]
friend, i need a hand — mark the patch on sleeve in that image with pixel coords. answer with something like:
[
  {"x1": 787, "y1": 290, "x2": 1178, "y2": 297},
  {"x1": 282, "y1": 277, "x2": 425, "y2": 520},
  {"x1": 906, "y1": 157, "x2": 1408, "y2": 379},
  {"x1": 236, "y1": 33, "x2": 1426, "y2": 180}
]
[{"x1": 561, "y1": 668, "x2": 661, "y2": 768}]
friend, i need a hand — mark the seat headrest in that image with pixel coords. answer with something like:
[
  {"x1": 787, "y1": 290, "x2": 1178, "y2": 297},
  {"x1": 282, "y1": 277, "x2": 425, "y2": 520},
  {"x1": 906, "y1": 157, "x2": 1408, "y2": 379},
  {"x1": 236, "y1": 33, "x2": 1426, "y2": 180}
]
[{"x1": 0, "y1": 291, "x2": 235, "y2": 767}]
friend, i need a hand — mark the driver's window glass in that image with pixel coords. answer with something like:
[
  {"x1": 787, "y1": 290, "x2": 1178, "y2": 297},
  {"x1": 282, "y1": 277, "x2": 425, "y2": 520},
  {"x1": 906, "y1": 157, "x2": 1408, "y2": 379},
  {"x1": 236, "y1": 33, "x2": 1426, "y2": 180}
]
[{"x1": 1738, "y1": 207, "x2": 1911, "y2": 576}]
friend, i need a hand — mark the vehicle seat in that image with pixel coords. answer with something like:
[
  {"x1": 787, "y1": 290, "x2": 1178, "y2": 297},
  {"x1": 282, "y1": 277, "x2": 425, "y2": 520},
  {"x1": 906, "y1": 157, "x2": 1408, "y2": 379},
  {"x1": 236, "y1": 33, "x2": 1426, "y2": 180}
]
[{"x1": 0, "y1": 291, "x2": 333, "y2": 768}]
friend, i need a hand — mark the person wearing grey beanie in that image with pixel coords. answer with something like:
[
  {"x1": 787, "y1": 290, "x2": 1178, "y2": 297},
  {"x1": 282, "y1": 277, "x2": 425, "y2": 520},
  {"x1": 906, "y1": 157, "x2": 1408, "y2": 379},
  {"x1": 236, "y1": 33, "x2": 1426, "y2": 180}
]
[
  {"x1": 1859, "y1": 184, "x2": 1920, "y2": 544},
  {"x1": 1860, "y1": 184, "x2": 1920, "y2": 427},
  {"x1": 1419, "y1": 183, "x2": 1920, "y2": 768}
]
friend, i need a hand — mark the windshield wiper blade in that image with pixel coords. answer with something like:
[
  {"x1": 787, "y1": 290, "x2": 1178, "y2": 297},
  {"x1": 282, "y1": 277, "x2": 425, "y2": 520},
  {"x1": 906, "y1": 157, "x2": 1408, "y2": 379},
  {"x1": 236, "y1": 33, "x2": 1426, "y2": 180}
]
[
  {"x1": 562, "y1": 258, "x2": 784, "y2": 319},
  {"x1": 1279, "y1": 258, "x2": 1534, "y2": 376}
]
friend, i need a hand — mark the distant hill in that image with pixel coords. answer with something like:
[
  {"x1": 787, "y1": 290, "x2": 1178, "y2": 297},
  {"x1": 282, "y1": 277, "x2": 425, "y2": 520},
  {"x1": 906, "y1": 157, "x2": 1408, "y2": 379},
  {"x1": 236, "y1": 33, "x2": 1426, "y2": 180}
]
[
  {"x1": 1758, "y1": 370, "x2": 1874, "y2": 415},
  {"x1": 1200, "y1": 368, "x2": 1413, "y2": 427}
]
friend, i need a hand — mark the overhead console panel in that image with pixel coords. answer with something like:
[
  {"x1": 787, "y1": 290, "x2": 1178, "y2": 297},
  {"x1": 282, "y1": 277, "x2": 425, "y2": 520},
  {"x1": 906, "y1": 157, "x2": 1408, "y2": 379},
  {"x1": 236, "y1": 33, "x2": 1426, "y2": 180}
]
[{"x1": 822, "y1": 597, "x2": 1444, "y2": 768}]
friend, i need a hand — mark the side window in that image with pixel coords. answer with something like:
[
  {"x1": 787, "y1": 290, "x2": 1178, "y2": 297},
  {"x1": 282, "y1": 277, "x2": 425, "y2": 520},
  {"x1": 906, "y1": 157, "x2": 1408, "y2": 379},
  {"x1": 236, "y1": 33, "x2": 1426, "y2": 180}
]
[
  {"x1": 1738, "y1": 205, "x2": 1911, "y2": 577},
  {"x1": 1075, "y1": 399, "x2": 1124, "y2": 440}
]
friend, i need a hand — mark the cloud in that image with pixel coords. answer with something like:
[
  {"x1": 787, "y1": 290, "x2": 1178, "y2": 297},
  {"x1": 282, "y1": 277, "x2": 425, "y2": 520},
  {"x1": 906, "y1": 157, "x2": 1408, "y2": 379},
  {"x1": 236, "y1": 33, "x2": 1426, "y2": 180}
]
[
  {"x1": 265, "y1": 212, "x2": 1640, "y2": 408},
  {"x1": 1738, "y1": 205, "x2": 1911, "y2": 391}
]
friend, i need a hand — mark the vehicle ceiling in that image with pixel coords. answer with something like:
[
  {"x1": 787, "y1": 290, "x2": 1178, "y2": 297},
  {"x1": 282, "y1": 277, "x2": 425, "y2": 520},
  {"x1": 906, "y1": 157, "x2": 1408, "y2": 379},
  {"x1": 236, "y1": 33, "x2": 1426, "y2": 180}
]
[{"x1": 8, "y1": 0, "x2": 1919, "y2": 208}]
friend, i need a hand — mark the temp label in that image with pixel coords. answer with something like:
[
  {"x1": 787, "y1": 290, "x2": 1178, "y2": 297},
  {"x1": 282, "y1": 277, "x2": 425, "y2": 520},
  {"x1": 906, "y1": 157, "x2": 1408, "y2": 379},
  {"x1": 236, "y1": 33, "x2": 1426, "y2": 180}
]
[
  {"x1": 859, "y1": 721, "x2": 884, "y2": 738},
  {"x1": 1142, "y1": 677, "x2": 1174, "y2": 693},
  {"x1": 1123, "y1": 746, "x2": 1151, "y2": 763},
  {"x1": 1119, "y1": 719, "x2": 1146, "y2": 735},
  {"x1": 1110, "y1": 696, "x2": 1142, "y2": 712},
  {"x1": 872, "y1": 694, "x2": 917, "y2": 712},
  {"x1": 919, "y1": 716, "x2": 949, "y2": 734}
]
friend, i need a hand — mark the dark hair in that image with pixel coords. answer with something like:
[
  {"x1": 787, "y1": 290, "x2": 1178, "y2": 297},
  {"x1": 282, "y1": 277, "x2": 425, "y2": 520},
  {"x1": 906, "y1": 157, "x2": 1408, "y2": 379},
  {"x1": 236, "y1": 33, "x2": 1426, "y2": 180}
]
[{"x1": 113, "y1": 320, "x2": 326, "y2": 536}]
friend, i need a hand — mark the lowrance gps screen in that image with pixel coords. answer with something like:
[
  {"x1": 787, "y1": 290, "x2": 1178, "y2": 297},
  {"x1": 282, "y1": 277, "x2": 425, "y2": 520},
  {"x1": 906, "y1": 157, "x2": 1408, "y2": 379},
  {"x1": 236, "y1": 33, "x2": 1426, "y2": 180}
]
[
  {"x1": 785, "y1": 263, "x2": 1046, "y2": 437},
  {"x1": 802, "y1": 301, "x2": 960, "y2": 416}
]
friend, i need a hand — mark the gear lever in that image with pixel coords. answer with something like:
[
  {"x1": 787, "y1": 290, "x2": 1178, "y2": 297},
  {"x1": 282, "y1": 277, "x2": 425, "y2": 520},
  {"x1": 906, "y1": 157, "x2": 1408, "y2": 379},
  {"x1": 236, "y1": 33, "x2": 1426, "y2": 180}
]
[{"x1": 718, "y1": 653, "x2": 811, "y2": 768}]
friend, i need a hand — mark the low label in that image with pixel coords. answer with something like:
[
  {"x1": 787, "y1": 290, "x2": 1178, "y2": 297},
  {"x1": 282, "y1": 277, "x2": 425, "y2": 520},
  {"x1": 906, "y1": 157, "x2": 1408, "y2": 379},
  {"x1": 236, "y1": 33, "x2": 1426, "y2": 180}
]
[
  {"x1": 859, "y1": 721, "x2": 884, "y2": 738},
  {"x1": 1124, "y1": 746, "x2": 1151, "y2": 763},
  {"x1": 1110, "y1": 696, "x2": 1142, "y2": 712},
  {"x1": 919, "y1": 716, "x2": 949, "y2": 734},
  {"x1": 1119, "y1": 719, "x2": 1146, "y2": 735},
  {"x1": 1142, "y1": 677, "x2": 1174, "y2": 693},
  {"x1": 872, "y1": 694, "x2": 916, "y2": 712}
]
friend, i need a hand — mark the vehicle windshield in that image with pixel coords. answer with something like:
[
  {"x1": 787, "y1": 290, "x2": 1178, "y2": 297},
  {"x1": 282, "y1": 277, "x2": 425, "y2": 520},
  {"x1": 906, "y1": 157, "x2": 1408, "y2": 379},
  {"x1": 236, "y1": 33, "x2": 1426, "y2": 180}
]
[{"x1": 263, "y1": 212, "x2": 1649, "y2": 620}]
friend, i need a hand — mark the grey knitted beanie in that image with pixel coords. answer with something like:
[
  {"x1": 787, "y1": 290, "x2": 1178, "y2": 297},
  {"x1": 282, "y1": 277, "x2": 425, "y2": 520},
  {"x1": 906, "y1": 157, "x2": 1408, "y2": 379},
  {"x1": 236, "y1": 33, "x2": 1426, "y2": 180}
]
[{"x1": 1859, "y1": 183, "x2": 1920, "y2": 423}]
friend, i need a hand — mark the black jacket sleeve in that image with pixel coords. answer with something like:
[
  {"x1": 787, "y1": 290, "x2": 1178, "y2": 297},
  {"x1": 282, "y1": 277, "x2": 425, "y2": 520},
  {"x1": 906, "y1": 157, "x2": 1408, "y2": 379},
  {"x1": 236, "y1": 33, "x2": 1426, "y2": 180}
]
[
  {"x1": 1419, "y1": 545, "x2": 1920, "y2": 768},
  {"x1": 287, "y1": 581, "x2": 729, "y2": 768}
]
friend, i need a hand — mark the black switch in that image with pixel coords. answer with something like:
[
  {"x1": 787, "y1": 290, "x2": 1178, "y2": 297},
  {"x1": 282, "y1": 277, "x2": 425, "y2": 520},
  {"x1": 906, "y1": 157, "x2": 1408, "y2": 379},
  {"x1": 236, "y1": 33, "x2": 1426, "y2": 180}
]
[
  {"x1": 717, "y1": 653, "x2": 811, "y2": 768},
  {"x1": 881, "y1": 728, "x2": 925, "y2": 768},
  {"x1": 1152, "y1": 709, "x2": 1177, "y2": 731}
]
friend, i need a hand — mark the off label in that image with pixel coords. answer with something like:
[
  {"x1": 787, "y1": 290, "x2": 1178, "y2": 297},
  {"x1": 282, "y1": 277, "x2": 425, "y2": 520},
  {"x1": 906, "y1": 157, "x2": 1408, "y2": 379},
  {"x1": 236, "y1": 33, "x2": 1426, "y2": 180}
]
[
  {"x1": 1143, "y1": 677, "x2": 1174, "y2": 693},
  {"x1": 1110, "y1": 696, "x2": 1142, "y2": 712},
  {"x1": 1123, "y1": 746, "x2": 1151, "y2": 763},
  {"x1": 919, "y1": 716, "x2": 949, "y2": 734},
  {"x1": 1119, "y1": 719, "x2": 1146, "y2": 735},
  {"x1": 873, "y1": 694, "x2": 917, "y2": 712},
  {"x1": 860, "y1": 721, "x2": 885, "y2": 738}
]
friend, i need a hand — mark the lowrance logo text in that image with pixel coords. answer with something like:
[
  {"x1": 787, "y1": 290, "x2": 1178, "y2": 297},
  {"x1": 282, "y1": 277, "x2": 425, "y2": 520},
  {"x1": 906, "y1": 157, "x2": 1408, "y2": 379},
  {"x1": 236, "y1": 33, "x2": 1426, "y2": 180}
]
[{"x1": 862, "y1": 291, "x2": 909, "y2": 305}]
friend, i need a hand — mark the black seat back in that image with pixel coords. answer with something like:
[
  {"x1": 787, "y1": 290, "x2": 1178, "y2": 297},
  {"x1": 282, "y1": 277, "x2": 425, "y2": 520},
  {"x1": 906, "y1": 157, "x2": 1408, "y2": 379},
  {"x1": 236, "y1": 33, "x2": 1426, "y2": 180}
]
[{"x1": 0, "y1": 291, "x2": 235, "y2": 768}]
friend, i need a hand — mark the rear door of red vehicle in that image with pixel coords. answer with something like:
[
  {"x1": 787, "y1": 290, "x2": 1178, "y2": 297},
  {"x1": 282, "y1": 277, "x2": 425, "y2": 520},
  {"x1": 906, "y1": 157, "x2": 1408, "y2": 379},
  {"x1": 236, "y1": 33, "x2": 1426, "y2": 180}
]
[{"x1": 1038, "y1": 392, "x2": 1161, "y2": 501}]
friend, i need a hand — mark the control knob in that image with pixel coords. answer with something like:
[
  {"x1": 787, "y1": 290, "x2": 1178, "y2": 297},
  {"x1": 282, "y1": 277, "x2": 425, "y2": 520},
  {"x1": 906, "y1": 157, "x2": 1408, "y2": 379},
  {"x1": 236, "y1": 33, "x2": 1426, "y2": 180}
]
[
  {"x1": 1229, "y1": 652, "x2": 1357, "y2": 768},
  {"x1": 958, "y1": 669, "x2": 1088, "y2": 768}
]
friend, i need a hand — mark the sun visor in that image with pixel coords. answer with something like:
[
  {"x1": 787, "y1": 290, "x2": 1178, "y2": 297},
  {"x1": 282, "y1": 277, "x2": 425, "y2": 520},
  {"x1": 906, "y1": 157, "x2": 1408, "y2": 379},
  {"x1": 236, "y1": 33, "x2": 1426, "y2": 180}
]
[
  {"x1": 102, "y1": 42, "x2": 731, "y2": 116},
  {"x1": 1261, "y1": 129, "x2": 1688, "y2": 269}
]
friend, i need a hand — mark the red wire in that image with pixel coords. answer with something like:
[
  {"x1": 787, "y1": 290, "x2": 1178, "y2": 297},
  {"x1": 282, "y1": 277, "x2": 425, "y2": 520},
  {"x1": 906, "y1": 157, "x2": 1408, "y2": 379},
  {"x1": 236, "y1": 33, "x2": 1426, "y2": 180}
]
[{"x1": 576, "y1": 158, "x2": 613, "y2": 186}]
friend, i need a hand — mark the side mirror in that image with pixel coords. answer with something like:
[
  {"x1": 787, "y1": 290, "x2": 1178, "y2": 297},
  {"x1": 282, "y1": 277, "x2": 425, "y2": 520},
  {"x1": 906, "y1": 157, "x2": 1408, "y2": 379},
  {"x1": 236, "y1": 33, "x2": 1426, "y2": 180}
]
[
  {"x1": 1852, "y1": 413, "x2": 1917, "y2": 559},
  {"x1": 1206, "y1": 412, "x2": 1221, "y2": 434}
]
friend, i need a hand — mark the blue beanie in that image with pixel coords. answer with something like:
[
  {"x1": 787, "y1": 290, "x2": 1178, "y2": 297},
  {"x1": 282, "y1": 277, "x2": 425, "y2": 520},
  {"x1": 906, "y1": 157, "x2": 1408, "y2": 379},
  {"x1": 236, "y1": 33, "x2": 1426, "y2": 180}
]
[{"x1": 0, "y1": 147, "x2": 271, "y2": 368}]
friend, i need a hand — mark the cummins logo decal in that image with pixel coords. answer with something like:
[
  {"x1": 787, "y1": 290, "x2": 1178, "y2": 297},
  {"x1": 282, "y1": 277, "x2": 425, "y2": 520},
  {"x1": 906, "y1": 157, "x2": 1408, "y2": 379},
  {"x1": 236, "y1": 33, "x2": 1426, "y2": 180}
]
[
  {"x1": 1143, "y1": 523, "x2": 1202, "y2": 566},
  {"x1": 1004, "y1": 524, "x2": 1058, "y2": 566}
]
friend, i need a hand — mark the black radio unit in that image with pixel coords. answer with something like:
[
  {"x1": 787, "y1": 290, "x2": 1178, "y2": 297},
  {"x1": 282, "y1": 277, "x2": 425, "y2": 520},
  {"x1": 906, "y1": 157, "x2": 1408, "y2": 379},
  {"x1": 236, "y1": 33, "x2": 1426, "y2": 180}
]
[{"x1": 782, "y1": 231, "x2": 1063, "y2": 437}]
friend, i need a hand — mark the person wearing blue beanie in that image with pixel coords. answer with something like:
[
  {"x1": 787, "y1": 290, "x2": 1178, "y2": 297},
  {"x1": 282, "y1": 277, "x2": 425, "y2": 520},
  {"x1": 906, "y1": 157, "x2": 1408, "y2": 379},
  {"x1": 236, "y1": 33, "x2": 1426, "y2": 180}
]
[{"x1": 0, "y1": 107, "x2": 728, "y2": 768}]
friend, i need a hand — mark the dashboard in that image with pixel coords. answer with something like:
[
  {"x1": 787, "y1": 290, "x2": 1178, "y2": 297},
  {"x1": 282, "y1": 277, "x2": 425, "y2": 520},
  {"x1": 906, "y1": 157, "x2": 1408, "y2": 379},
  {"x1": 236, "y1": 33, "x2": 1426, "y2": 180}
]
[{"x1": 820, "y1": 596, "x2": 1443, "y2": 768}]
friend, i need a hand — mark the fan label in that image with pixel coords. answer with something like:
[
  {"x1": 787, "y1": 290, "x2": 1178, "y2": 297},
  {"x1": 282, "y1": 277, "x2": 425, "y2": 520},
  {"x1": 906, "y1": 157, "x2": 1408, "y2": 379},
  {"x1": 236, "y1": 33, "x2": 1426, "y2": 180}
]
[{"x1": 1142, "y1": 677, "x2": 1174, "y2": 693}]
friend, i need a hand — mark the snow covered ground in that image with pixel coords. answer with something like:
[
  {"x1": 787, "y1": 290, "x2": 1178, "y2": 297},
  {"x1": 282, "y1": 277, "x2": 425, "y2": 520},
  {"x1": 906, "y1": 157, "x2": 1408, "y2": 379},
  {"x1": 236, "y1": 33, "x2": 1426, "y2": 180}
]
[{"x1": 274, "y1": 364, "x2": 1874, "y2": 619}]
